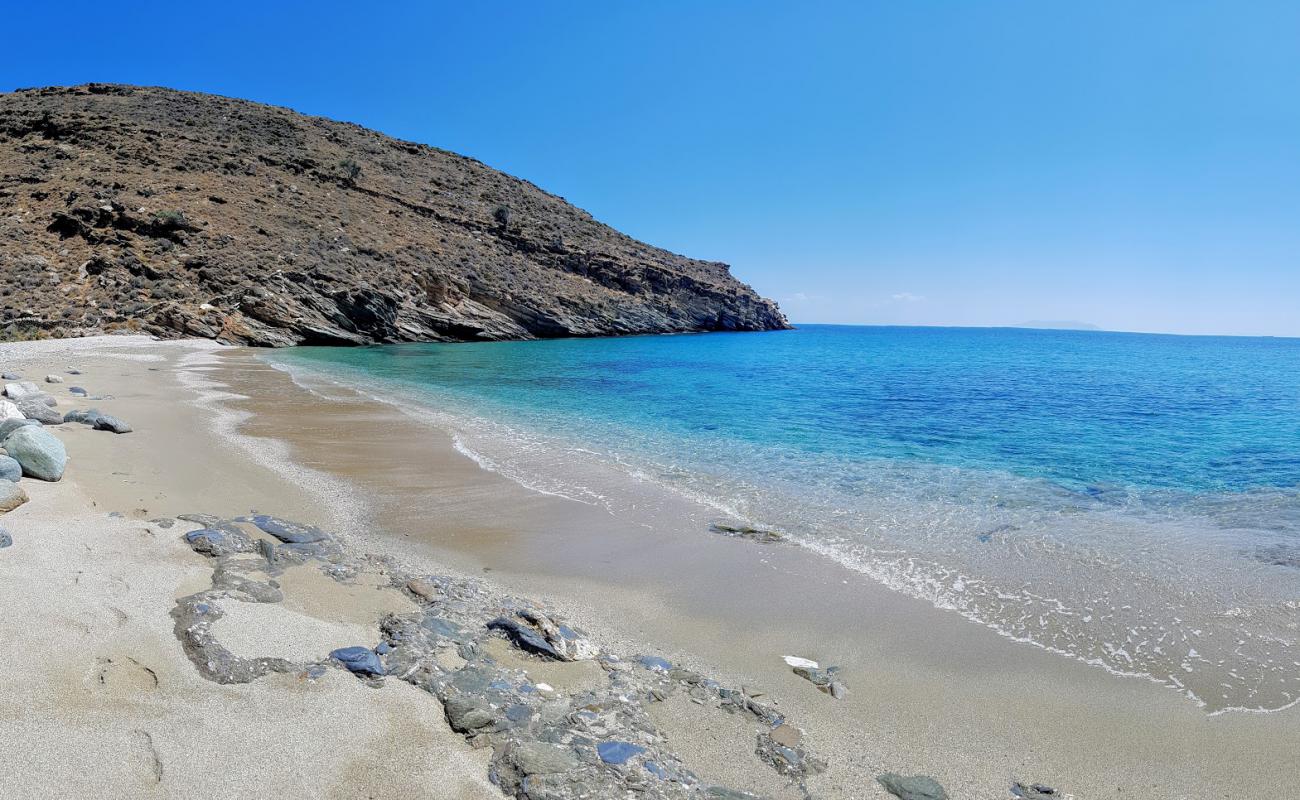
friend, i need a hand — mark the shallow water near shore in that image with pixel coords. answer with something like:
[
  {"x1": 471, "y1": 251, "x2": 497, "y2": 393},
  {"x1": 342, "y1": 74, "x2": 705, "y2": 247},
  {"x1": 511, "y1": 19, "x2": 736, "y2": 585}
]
[{"x1": 267, "y1": 325, "x2": 1300, "y2": 714}]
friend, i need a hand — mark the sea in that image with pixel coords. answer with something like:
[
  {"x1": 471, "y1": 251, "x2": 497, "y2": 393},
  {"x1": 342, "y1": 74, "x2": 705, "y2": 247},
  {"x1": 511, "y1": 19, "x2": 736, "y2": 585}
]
[{"x1": 267, "y1": 325, "x2": 1300, "y2": 713}]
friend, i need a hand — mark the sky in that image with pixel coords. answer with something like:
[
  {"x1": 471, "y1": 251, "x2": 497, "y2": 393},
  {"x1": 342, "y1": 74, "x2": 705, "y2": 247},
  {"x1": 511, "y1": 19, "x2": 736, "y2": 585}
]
[{"x1": 4, "y1": 2, "x2": 1299, "y2": 336}]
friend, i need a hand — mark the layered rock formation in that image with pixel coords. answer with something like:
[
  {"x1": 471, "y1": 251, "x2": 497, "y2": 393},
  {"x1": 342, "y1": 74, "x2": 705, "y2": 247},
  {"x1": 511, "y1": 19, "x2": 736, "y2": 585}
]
[{"x1": 0, "y1": 84, "x2": 788, "y2": 346}]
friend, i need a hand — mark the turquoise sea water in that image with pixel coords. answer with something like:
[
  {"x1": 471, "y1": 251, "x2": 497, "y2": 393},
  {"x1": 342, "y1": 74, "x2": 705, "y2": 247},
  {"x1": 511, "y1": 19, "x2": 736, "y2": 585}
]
[{"x1": 270, "y1": 325, "x2": 1300, "y2": 712}]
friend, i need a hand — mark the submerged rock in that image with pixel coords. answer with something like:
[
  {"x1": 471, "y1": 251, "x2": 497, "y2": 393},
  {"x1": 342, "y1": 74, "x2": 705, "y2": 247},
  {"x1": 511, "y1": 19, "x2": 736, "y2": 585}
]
[
  {"x1": 330, "y1": 646, "x2": 385, "y2": 676},
  {"x1": 877, "y1": 773, "x2": 949, "y2": 800},
  {"x1": 708, "y1": 523, "x2": 785, "y2": 544},
  {"x1": 0, "y1": 481, "x2": 27, "y2": 513},
  {"x1": 0, "y1": 455, "x2": 21, "y2": 482},
  {"x1": 3, "y1": 425, "x2": 67, "y2": 481}
]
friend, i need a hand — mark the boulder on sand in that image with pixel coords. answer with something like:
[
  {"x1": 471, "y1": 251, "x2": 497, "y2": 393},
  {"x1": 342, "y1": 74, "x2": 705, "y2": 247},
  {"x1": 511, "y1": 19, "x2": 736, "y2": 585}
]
[
  {"x1": 2, "y1": 425, "x2": 67, "y2": 481},
  {"x1": 0, "y1": 418, "x2": 39, "y2": 441},
  {"x1": 0, "y1": 455, "x2": 20, "y2": 482},
  {"x1": 15, "y1": 396, "x2": 61, "y2": 425},
  {"x1": 3, "y1": 381, "x2": 40, "y2": 400}
]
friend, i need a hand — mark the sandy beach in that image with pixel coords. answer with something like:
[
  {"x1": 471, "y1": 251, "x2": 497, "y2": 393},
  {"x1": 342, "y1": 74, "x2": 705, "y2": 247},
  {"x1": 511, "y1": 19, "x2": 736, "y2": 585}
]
[{"x1": 2, "y1": 335, "x2": 1297, "y2": 799}]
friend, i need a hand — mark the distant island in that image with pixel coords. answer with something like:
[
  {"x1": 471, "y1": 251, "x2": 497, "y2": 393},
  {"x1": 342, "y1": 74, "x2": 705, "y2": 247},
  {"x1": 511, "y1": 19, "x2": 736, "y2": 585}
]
[{"x1": 1011, "y1": 320, "x2": 1103, "y2": 331}]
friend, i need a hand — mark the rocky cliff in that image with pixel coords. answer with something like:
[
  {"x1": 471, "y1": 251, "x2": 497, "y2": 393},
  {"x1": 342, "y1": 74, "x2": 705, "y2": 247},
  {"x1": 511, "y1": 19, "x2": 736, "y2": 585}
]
[{"x1": 0, "y1": 84, "x2": 788, "y2": 346}]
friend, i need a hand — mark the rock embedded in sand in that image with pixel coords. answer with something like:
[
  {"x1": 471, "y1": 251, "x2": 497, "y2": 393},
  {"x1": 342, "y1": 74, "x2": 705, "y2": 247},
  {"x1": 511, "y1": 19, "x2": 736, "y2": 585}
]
[
  {"x1": 504, "y1": 741, "x2": 580, "y2": 775},
  {"x1": 330, "y1": 646, "x2": 386, "y2": 676},
  {"x1": 0, "y1": 372, "x2": 18, "y2": 381},
  {"x1": 68, "y1": 387, "x2": 87, "y2": 397},
  {"x1": 0, "y1": 456, "x2": 21, "y2": 483},
  {"x1": 3, "y1": 425, "x2": 67, "y2": 481},
  {"x1": 0, "y1": 481, "x2": 27, "y2": 513},
  {"x1": 406, "y1": 578, "x2": 442, "y2": 603},
  {"x1": 877, "y1": 772, "x2": 950, "y2": 800},
  {"x1": 0, "y1": 528, "x2": 10, "y2": 548},
  {"x1": 596, "y1": 740, "x2": 646, "y2": 765},
  {"x1": 44, "y1": 375, "x2": 63, "y2": 384},
  {"x1": 184, "y1": 527, "x2": 255, "y2": 558},
  {"x1": 488, "y1": 608, "x2": 599, "y2": 661},
  {"x1": 241, "y1": 514, "x2": 329, "y2": 544}
]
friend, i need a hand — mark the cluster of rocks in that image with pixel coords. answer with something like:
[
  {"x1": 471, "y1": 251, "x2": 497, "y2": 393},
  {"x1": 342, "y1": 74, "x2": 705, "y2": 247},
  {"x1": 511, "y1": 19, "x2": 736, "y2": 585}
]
[
  {"x1": 0, "y1": 365, "x2": 132, "y2": 548},
  {"x1": 171, "y1": 511, "x2": 834, "y2": 799}
]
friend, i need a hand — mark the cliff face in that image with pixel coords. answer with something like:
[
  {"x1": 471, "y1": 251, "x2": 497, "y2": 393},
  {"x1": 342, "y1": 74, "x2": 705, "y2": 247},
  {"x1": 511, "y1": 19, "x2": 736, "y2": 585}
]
[{"x1": 0, "y1": 84, "x2": 788, "y2": 346}]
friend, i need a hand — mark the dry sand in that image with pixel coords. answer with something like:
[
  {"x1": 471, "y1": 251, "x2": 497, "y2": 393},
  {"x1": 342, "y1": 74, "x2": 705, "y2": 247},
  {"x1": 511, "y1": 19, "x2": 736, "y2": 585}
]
[
  {"x1": 0, "y1": 336, "x2": 500, "y2": 799},
  {"x1": 1, "y1": 335, "x2": 1297, "y2": 799}
]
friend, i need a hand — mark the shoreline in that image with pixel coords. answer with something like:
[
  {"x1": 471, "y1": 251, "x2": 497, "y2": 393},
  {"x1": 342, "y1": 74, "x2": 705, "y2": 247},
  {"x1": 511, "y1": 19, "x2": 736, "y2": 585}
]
[{"x1": 1, "y1": 335, "x2": 1297, "y2": 798}]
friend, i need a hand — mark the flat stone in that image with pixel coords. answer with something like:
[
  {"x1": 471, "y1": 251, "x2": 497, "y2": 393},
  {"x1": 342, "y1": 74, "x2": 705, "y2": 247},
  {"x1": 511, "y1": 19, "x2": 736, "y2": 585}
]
[
  {"x1": 638, "y1": 655, "x2": 672, "y2": 672},
  {"x1": 68, "y1": 387, "x2": 88, "y2": 397},
  {"x1": 244, "y1": 514, "x2": 329, "y2": 544},
  {"x1": 877, "y1": 773, "x2": 949, "y2": 800},
  {"x1": 1012, "y1": 782, "x2": 1061, "y2": 799},
  {"x1": 3, "y1": 425, "x2": 67, "y2": 481},
  {"x1": 511, "y1": 741, "x2": 579, "y2": 774},
  {"x1": 330, "y1": 646, "x2": 386, "y2": 676},
  {"x1": 184, "y1": 527, "x2": 255, "y2": 557},
  {"x1": 596, "y1": 740, "x2": 646, "y2": 765},
  {"x1": 0, "y1": 481, "x2": 27, "y2": 513},
  {"x1": 770, "y1": 724, "x2": 802, "y2": 748}
]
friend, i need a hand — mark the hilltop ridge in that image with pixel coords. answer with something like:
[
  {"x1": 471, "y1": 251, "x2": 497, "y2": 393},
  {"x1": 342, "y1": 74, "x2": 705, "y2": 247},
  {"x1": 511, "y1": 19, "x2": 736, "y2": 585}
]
[{"x1": 0, "y1": 84, "x2": 788, "y2": 345}]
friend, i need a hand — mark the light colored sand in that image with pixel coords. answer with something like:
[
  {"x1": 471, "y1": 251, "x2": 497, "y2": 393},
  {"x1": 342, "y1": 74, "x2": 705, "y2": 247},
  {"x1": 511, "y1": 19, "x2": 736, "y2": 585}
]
[
  {"x1": 5, "y1": 335, "x2": 1300, "y2": 799},
  {"x1": 0, "y1": 337, "x2": 501, "y2": 800}
]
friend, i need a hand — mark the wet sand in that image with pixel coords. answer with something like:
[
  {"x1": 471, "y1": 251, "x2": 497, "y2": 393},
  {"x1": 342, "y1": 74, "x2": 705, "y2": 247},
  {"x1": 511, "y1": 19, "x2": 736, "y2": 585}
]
[{"x1": 217, "y1": 347, "x2": 1300, "y2": 799}]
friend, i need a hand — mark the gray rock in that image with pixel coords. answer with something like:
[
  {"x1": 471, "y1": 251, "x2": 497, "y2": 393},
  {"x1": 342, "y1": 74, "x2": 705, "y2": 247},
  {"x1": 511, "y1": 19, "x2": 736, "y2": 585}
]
[
  {"x1": 69, "y1": 387, "x2": 88, "y2": 397},
  {"x1": 15, "y1": 397, "x2": 61, "y2": 425},
  {"x1": 0, "y1": 399, "x2": 21, "y2": 421},
  {"x1": 66, "y1": 368, "x2": 82, "y2": 375},
  {"x1": 184, "y1": 528, "x2": 255, "y2": 557},
  {"x1": 508, "y1": 741, "x2": 580, "y2": 775},
  {"x1": 44, "y1": 374, "x2": 63, "y2": 384},
  {"x1": 0, "y1": 528, "x2": 10, "y2": 548},
  {"x1": 877, "y1": 773, "x2": 949, "y2": 800},
  {"x1": 596, "y1": 741, "x2": 646, "y2": 765},
  {"x1": 443, "y1": 696, "x2": 495, "y2": 732},
  {"x1": 709, "y1": 523, "x2": 785, "y2": 543},
  {"x1": 242, "y1": 514, "x2": 328, "y2": 544},
  {"x1": 0, "y1": 372, "x2": 18, "y2": 381},
  {"x1": 63, "y1": 408, "x2": 104, "y2": 425},
  {"x1": 330, "y1": 646, "x2": 385, "y2": 676},
  {"x1": 0, "y1": 418, "x2": 39, "y2": 440},
  {"x1": 487, "y1": 608, "x2": 598, "y2": 661},
  {"x1": 3, "y1": 425, "x2": 67, "y2": 481},
  {"x1": 3, "y1": 381, "x2": 39, "y2": 400},
  {"x1": 0, "y1": 455, "x2": 21, "y2": 482},
  {"x1": 94, "y1": 414, "x2": 133, "y2": 434},
  {"x1": 0, "y1": 481, "x2": 27, "y2": 513}
]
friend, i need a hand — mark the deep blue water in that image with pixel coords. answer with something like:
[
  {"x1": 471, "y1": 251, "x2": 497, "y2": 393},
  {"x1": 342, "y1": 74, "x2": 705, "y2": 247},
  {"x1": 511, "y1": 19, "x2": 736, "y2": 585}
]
[{"x1": 271, "y1": 325, "x2": 1300, "y2": 712}]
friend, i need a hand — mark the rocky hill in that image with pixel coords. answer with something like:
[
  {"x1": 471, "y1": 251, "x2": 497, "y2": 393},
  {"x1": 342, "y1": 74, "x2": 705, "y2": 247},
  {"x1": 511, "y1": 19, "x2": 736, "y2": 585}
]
[{"x1": 0, "y1": 84, "x2": 788, "y2": 346}]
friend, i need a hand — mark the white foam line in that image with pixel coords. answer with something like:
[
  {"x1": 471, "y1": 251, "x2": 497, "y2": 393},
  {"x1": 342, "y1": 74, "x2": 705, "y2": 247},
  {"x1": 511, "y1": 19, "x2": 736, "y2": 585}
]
[{"x1": 249, "y1": 349, "x2": 1294, "y2": 716}]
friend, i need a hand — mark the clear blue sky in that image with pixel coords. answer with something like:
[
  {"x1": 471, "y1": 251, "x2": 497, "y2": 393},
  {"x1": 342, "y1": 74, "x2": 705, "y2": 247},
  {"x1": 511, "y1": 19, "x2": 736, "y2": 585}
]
[{"x1": 5, "y1": 2, "x2": 1298, "y2": 336}]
